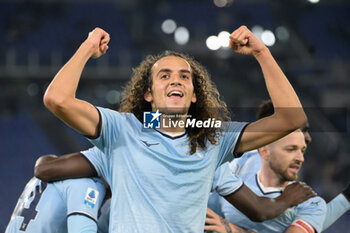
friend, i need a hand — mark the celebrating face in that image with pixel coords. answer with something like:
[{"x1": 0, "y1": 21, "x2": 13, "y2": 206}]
[{"x1": 144, "y1": 56, "x2": 197, "y2": 116}]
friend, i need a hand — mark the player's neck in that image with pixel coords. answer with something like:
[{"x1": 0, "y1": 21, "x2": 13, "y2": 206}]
[{"x1": 258, "y1": 168, "x2": 288, "y2": 188}]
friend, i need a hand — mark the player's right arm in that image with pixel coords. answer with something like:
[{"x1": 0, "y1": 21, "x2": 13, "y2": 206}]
[
  {"x1": 43, "y1": 28, "x2": 110, "y2": 138},
  {"x1": 34, "y1": 153, "x2": 94, "y2": 181},
  {"x1": 224, "y1": 182, "x2": 316, "y2": 222}
]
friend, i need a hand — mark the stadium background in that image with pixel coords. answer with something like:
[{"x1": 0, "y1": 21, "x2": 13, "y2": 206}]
[{"x1": 0, "y1": 0, "x2": 349, "y2": 231}]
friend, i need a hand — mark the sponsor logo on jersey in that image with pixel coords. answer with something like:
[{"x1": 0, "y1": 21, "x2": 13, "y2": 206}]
[
  {"x1": 84, "y1": 188, "x2": 99, "y2": 208},
  {"x1": 141, "y1": 140, "x2": 160, "y2": 147},
  {"x1": 311, "y1": 200, "x2": 321, "y2": 206}
]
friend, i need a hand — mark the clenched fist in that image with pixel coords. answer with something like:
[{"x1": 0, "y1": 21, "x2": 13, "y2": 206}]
[
  {"x1": 229, "y1": 25, "x2": 267, "y2": 57},
  {"x1": 85, "y1": 27, "x2": 110, "y2": 59}
]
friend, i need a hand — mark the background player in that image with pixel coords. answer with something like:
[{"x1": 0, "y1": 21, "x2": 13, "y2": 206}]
[
  {"x1": 207, "y1": 130, "x2": 326, "y2": 233},
  {"x1": 5, "y1": 175, "x2": 105, "y2": 233},
  {"x1": 206, "y1": 100, "x2": 350, "y2": 232},
  {"x1": 246, "y1": 100, "x2": 350, "y2": 231}
]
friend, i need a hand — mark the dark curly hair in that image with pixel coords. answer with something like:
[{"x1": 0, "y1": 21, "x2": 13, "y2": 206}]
[
  {"x1": 119, "y1": 51, "x2": 231, "y2": 154},
  {"x1": 256, "y1": 99, "x2": 274, "y2": 120}
]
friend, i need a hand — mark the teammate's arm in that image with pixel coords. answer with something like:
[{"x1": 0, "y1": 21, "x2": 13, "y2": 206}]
[
  {"x1": 34, "y1": 153, "x2": 94, "y2": 182},
  {"x1": 43, "y1": 28, "x2": 110, "y2": 138},
  {"x1": 229, "y1": 26, "x2": 307, "y2": 154},
  {"x1": 322, "y1": 183, "x2": 350, "y2": 230},
  {"x1": 223, "y1": 182, "x2": 316, "y2": 222},
  {"x1": 284, "y1": 226, "x2": 312, "y2": 233},
  {"x1": 67, "y1": 214, "x2": 97, "y2": 233},
  {"x1": 205, "y1": 208, "x2": 257, "y2": 233}
]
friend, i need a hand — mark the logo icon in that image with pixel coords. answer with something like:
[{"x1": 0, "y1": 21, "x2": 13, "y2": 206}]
[
  {"x1": 141, "y1": 140, "x2": 159, "y2": 147},
  {"x1": 84, "y1": 187, "x2": 99, "y2": 208},
  {"x1": 311, "y1": 201, "x2": 321, "y2": 206},
  {"x1": 143, "y1": 110, "x2": 161, "y2": 129}
]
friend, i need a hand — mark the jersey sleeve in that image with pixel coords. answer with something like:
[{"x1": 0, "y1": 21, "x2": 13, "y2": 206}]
[
  {"x1": 211, "y1": 162, "x2": 244, "y2": 196},
  {"x1": 322, "y1": 193, "x2": 350, "y2": 231},
  {"x1": 67, "y1": 214, "x2": 97, "y2": 233},
  {"x1": 66, "y1": 178, "x2": 106, "y2": 223},
  {"x1": 80, "y1": 147, "x2": 110, "y2": 181},
  {"x1": 217, "y1": 121, "x2": 249, "y2": 166},
  {"x1": 88, "y1": 106, "x2": 125, "y2": 154},
  {"x1": 290, "y1": 196, "x2": 327, "y2": 233},
  {"x1": 228, "y1": 150, "x2": 261, "y2": 176}
]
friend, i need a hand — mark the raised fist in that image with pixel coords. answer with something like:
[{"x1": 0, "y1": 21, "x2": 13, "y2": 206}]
[
  {"x1": 86, "y1": 27, "x2": 110, "y2": 59},
  {"x1": 229, "y1": 25, "x2": 267, "y2": 57}
]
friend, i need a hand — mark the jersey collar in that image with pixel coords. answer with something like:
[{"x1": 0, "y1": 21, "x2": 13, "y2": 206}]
[
  {"x1": 256, "y1": 171, "x2": 284, "y2": 194},
  {"x1": 155, "y1": 129, "x2": 187, "y2": 139}
]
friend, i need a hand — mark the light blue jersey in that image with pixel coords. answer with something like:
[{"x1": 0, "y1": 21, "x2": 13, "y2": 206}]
[
  {"x1": 82, "y1": 107, "x2": 247, "y2": 233},
  {"x1": 208, "y1": 151, "x2": 327, "y2": 233},
  {"x1": 323, "y1": 193, "x2": 350, "y2": 230},
  {"x1": 223, "y1": 150, "x2": 349, "y2": 232},
  {"x1": 95, "y1": 163, "x2": 244, "y2": 233},
  {"x1": 207, "y1": 161, "x2": 244, "y2": 218},
  {"x1": 5, "y1": 177, "x2": 105, "y2": 233},
  {"x1": 97, "y1": 198, "x2": 110, "y2": 233},
  {"x1": 229, "y1": 150, "x2": 261, "y2": 176}
]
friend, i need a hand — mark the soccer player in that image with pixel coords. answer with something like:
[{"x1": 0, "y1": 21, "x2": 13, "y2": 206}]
[
  {"x1": 42, "y1": 25, "x2": 311, "y2": 232},
  {"x1": 207, "y1": 167, "x2": 350, "y2": 233},
  {"x1": 208, "y1": 162, "x2": 350, "y2": 233},
  {"x1": 206, "y1": 100, "x2": 350, "y2": 233},
  {"x1": 247, "y1": 100, "x2": 350, "y2": 231},
  {"x1": 5, "y1": 176, "x2": 105, "y2": 233},
  {"x1": 207, "y1": 130, "x2": 327, "y2": 233}
]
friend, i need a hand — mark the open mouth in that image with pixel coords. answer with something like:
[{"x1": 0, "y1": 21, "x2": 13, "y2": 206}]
[
  {"x1": 289, "y1": 165, "x2": 300, "y2": 173},
  {"x1": 167, "y1": 90, "x2": 184, "y2": 98}
]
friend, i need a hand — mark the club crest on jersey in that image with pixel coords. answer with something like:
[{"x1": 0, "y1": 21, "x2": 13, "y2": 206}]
[
  {"x1": 84, "y1": 188, "x2": 99, "y2": 208},
  {"x1": 143, "y1": 110, "x2": 161, "y2": 129}
]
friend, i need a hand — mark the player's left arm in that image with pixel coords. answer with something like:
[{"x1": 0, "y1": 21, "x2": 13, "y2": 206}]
[
  {"x1": 205, "y1": 208, "x2": 257, "y2": 233},
  {"x1": 285, "y1": 221, "x2": 316, "y2": 233},
  {"x1": 229, "y1": 26, "x2": 307, "y2": 154},
  {"x1": 286, "y1": 196, "x2": 327, "y2": 233}
]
